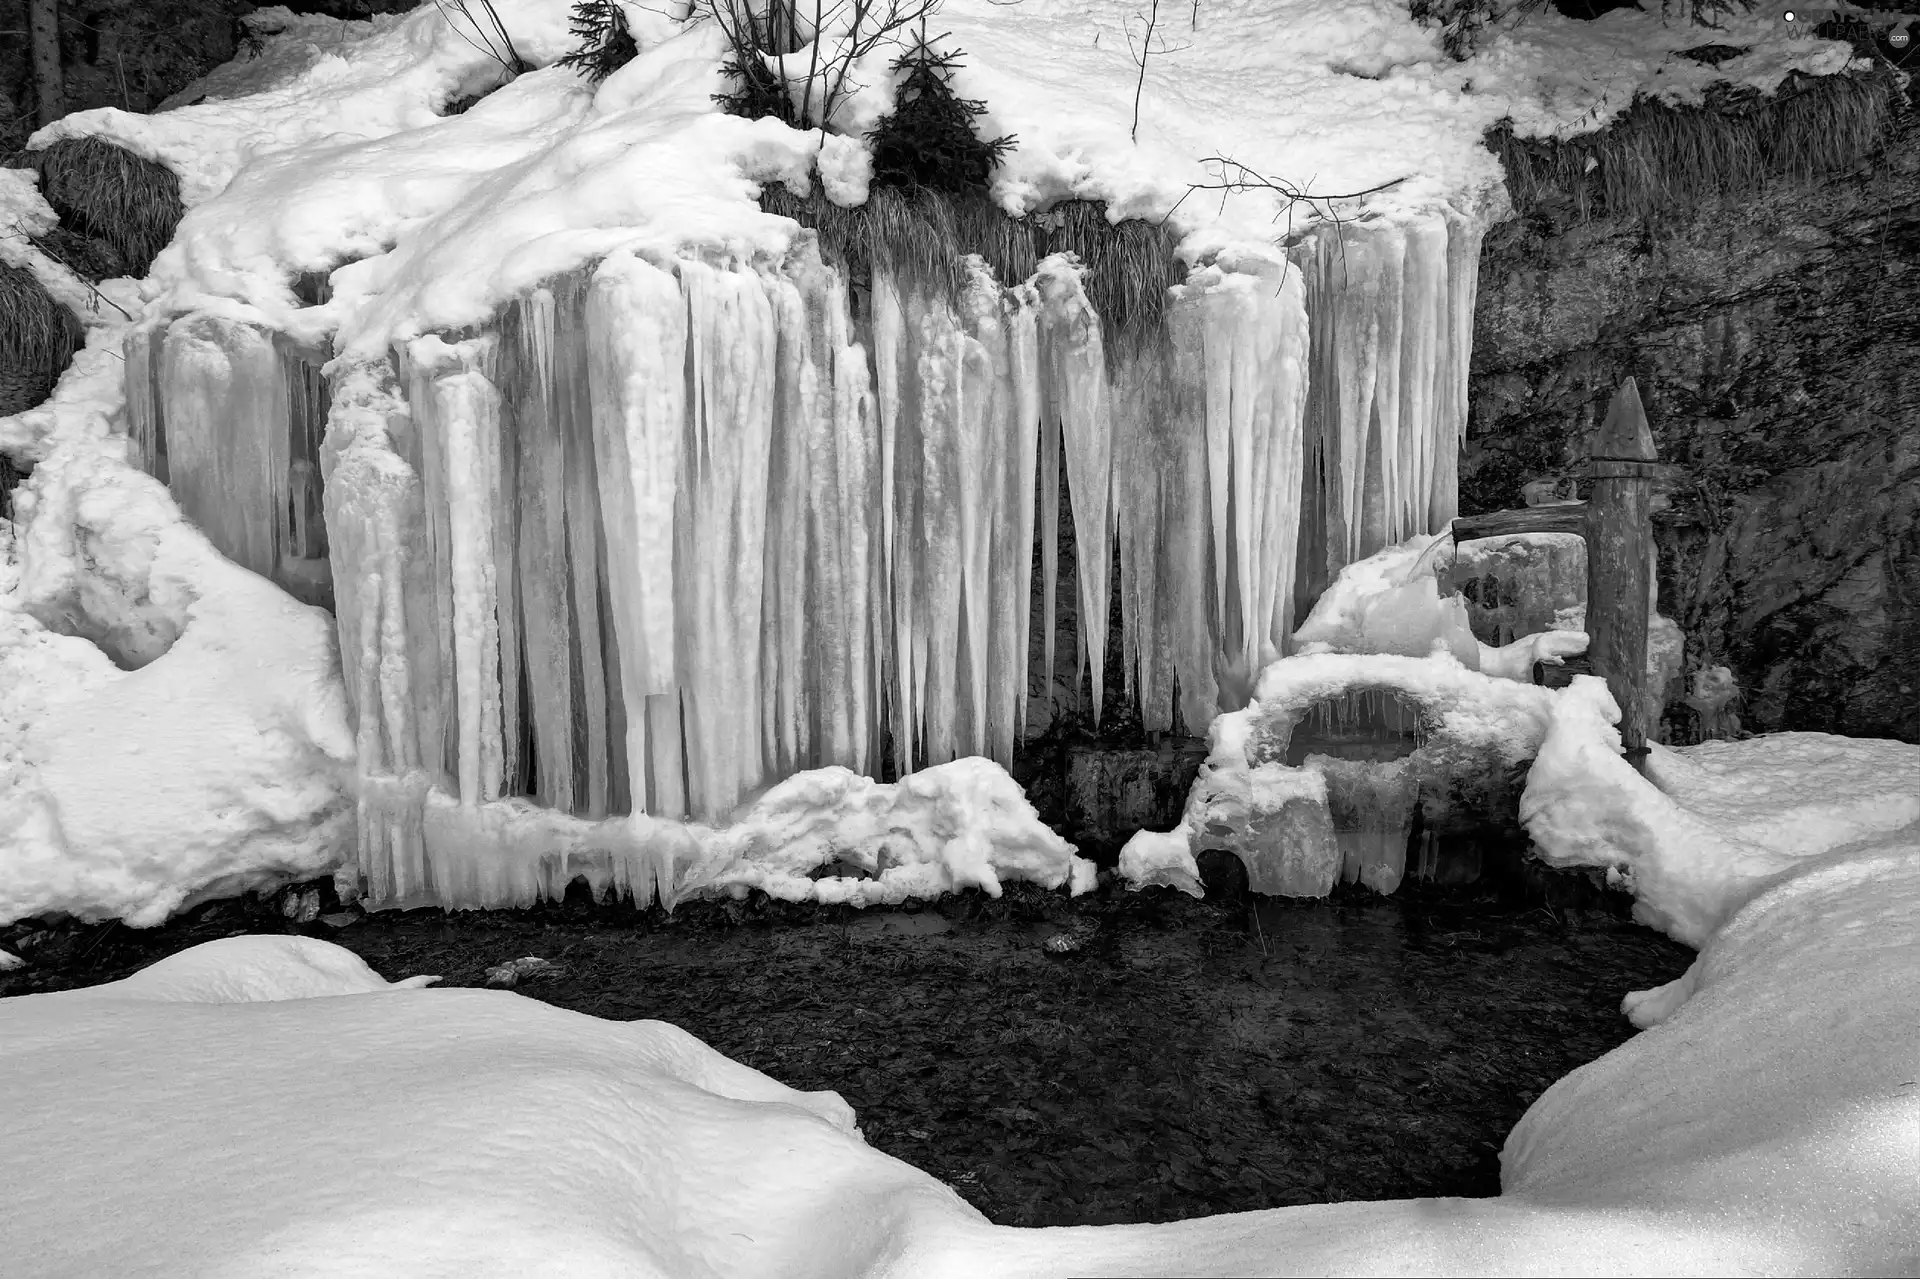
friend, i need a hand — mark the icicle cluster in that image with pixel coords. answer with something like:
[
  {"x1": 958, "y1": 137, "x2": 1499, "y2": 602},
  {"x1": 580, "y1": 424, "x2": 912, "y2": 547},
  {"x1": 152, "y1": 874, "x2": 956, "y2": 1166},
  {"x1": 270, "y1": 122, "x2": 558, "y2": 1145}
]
[
  {"x1": 131, "y1": 208, "x2": 1482, "y2": 911},
  {"x1": 123, "y1": 315, "x2": 333, "y2": 607},
  {"x1": 1289, "y1": 212, "x2": 1484, "y2": 608}
]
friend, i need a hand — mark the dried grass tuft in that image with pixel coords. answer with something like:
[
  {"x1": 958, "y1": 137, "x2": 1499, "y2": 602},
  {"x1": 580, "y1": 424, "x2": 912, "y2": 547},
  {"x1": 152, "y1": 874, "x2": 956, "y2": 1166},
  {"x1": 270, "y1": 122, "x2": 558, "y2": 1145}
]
[
  {"x1": 0, "y1": 261, "x2": 83, "y2": 418},
  {"x1": 761, "y1": 184, "x2": 1187, "y2": 360},
  {"x1": 16, "y1": 137, "x2": 184, "y2": 277},
  {"x1": 1489, "y1": 66, "x2": 1905, "y2": 225}
]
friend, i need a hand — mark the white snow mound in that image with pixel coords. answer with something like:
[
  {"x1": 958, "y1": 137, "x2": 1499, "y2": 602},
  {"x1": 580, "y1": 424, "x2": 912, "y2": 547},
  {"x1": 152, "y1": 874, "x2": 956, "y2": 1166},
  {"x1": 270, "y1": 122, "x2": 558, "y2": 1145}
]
[{"x1": 1520, "y1": 676, "x2": 1920, "y2": 950}]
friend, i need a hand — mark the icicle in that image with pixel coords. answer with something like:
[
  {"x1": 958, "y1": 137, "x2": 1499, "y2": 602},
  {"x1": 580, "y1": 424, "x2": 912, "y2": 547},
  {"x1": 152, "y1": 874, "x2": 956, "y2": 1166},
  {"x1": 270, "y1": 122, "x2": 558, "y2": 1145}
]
[
  {"x1": 586, "y1": 251, "x2": 688, "y2": 824},
  {"x1": 1398, "y1": 217, "x2": 1448, "y2": 545},
  {"x1": 1002, "y1": 283, "x2": 1042, "y2": 756},
  {"x1": 1035, "y1": 255, "x2": 1114, "y2": 728},
  {"x1": 871, "y1": 268, "x2": 916, "y2": 775},
  {"x1": 762, "y1": 265, "x2": 813, "y2": 776},
  {"x1": 1253, "y1": 265, "x2": 1311, "y2": 666},
  {"x1": 158, "y1": 315, "x2": 287, "y2": 583},
  {"x1": 1164, "y1": 292, "x2": 1217, "y2": 733},
  {"x1": 1366, "y1": 222, "x2": 1407, "y2": 552},
  {"x1": 962, "y1": 264, "x2": 1039, "y2": 765},
  {"x1": 953, "y1": 258, "x2": 999, "y2": 761},
  {"x1": 1435, "y1": 209, "x2": 1486, "y2": 531},
  {"x1": 1036, "y1": 327, "x2": 1062, "y2": 737},
  {"x1": 829, "y1": 292, "x2": 881, "y2": 778},
  {"x1": 1109, "y1": 333, "x2": 1165, "y2": 728},
  {"x1": 123, "y1": 321, "x2": 167, "y2": 483},
  {"x1": 428, "y1": 360, "x2": 507, "y2": 806},
  {"x1": 482, "y1": 342, "x2": 524, "y2": 798},
  {"x1": 676, "y1": 259, "x2": 776, "y2": 820},
  {"x1": 505, "y1": 287, "x2": 576, "y2": 811},
  {"x1": 914, "y1": 282, "x2": 965, "y2": 766},
  {"x1": 553, "y1": 275, "x2": 616, "y2": 819}
]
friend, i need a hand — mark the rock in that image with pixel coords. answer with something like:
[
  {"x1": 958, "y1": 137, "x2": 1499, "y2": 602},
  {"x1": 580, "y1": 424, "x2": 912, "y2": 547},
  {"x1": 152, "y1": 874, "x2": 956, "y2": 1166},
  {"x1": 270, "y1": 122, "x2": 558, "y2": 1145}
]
[
  {"x1": 1041, "y1": 919, "x2": 1099, "y2": 955},
  {"x1": 1468, "y1": 138, "x2": 1920, "y2": 741},
  {"x1": 1064, "y1": 741, "x2": 1207, "y2": 850},
  {"x1": 279, "y1": 886, "x2": 322, "y2": 924},
  {"x1": 0, "y1": 949, "x2": 25, "y2": 971},
  {"x1": 484, "y1": 956, "x2": 560, "y2": 989},
  {"x1": 318, "y1": 912, "x2": 360, "y2": 929}
]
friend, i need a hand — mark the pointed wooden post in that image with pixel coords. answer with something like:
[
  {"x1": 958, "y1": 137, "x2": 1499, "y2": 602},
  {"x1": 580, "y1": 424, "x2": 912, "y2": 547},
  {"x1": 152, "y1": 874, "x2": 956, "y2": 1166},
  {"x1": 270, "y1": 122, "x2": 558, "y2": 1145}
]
[{"x1": 1585, "y1": 378, "x2": 1658, "y2": 771}]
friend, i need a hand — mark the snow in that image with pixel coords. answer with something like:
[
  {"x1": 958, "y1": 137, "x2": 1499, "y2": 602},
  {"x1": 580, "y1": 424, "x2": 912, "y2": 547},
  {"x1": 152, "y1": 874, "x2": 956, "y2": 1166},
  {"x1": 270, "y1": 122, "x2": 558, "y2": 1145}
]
[
  {"x1": 1521, "y1": 675, "x2": 1920, "y2": 951},
  {"x1": 1502, "y1": 838, "x2": 1920, "y2": 1274},
  {"x1": 1, "y1": 344, "x2": 355, "y2": 926},
  {"x1": 6, "y1": 896, "x2": 1917, "y2": 1275}
]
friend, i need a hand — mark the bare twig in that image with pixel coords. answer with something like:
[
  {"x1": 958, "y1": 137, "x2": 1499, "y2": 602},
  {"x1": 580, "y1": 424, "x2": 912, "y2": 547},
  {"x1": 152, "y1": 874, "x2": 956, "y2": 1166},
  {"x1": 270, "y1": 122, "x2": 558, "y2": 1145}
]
[
  {"x1": 1160, "y1": 154, "x2": 1408, "y2": 236},
  {"x1": 433, "y1": 0, "x2": 529, "y2": 77},
  {"x1": 1123, "y1": 0, "x2": 1191, "y2": 144},
  {"x1": 3, "y1": 220, "x2": 133, "y2": 321}
]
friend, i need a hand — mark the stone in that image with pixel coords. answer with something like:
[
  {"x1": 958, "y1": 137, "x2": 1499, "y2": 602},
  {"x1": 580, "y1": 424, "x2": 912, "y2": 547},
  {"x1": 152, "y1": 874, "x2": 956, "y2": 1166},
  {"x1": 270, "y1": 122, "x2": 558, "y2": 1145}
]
[
  {"x1": 484, "y1": 956, "x2": 560, "y2": 989},
  {"x1": 1063, "y1": 741, "x2": 1207, "y2": 851}
]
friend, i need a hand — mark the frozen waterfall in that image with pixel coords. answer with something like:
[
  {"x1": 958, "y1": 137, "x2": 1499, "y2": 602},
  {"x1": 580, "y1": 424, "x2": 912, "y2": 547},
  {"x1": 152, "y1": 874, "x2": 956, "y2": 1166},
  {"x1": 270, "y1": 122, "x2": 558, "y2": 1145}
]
[{"x1": 123, "y1": 210, "x2": 1484, "y2": 911}]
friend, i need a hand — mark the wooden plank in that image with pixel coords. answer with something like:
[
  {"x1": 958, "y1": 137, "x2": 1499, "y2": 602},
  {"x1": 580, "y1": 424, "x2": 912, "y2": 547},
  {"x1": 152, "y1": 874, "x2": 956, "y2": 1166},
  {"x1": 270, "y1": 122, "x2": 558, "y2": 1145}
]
[
  {"x1": 1532, "y1": 654, "x2": 1593, "y2": 689},
  {"x1": 1451, "y1": 502, "x2": 1587, "y2": 543},
  {"x1": 1584, "y1": 378, "x2": 1657, "y2": 769}
]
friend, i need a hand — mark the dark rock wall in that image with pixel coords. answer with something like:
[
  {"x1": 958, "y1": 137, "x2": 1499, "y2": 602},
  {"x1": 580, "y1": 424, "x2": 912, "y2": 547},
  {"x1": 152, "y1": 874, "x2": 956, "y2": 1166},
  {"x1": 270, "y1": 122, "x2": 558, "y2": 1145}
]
[{"x1": 1467, "y1": 114, "x2": 1920, "y2": 742}]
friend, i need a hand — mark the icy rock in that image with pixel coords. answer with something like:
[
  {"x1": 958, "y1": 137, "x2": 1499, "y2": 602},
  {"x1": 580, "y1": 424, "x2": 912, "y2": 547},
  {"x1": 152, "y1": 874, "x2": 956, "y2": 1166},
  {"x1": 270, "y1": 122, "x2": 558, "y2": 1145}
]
[
  {"x1": 0, "y1": 948, "x2": 23, "y2": 971},
  {"x1": 279, "y1": 886, "x2": 322, "y2": 924},
  {"x1": 317, "y1": 912, "x2": 360, "y2": 930},
  {"x1": 1244, "y1": 764, "x2": 1340, "y2": 897},
  {"x1": 1451, "y1": 532, "x2": 1586, "y2": 647},
  {"x1": 1064, "y1": 743, "x2": 1206, "y2": 849},
  {"x1": 1041, "y1": 918, "x2": 1099, "y2": 955},
  {"x1": 484, "y1": 956, "x2": 560, "y2": 989}
]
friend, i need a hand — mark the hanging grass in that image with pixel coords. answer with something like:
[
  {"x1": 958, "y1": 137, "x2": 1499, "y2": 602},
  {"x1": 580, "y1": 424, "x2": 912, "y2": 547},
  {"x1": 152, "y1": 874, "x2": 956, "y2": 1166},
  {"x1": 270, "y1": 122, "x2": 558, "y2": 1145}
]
[
  {"x1": 759, "y1": 184, "x2": 1188, "y2": 361},
  {"x1": 16, "y1": 137, "x2": 184, "y2": 278},
  {"x1": 1488, "y1": 66, "x2": 1906, "y2": 225},
  {"x1": 0, "y1": 261, "x2": 83, "y2": 419}
]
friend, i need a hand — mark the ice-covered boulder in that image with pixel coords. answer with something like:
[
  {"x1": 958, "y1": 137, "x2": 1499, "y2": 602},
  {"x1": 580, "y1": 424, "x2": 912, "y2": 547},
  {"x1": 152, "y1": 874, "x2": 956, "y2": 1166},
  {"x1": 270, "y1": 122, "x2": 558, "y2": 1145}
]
[{"x1": 1121, "y1": 651, "x2": 1562, "y2": 899}]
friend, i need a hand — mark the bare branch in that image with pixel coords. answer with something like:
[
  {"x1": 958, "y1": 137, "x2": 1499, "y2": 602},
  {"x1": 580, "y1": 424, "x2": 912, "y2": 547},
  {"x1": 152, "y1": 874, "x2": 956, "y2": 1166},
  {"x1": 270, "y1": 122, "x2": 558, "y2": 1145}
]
[
  {"x1": 1158, "y1": 154, "x2": 1408, "y2": 240},
  {"x1": 1123, "y1": 0, "x2": 1191, "y2": 145}
]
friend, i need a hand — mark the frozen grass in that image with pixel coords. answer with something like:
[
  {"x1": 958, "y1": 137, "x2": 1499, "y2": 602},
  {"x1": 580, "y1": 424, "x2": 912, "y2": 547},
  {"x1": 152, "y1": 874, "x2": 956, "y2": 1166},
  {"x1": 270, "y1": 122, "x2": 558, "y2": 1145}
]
[
  {"x1": 0, "y1": 261, "x2": 82, "y2": 418},
  {"x1": 15, "y1": 137, "x2": 184, "y2": 276},
  {"x1": 760, "y1": 184, "x2": 1188, "y2": 362},
  {"x1": 1489, "y1": 65, "x2": 1905, "y2": 223}
]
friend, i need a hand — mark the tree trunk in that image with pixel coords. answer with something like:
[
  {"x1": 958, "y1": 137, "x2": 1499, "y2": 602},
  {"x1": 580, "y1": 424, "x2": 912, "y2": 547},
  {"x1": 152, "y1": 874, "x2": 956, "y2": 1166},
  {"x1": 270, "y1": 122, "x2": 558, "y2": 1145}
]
[{"x1": 29, "y1": 0, "x2": 65, "y2": 127}]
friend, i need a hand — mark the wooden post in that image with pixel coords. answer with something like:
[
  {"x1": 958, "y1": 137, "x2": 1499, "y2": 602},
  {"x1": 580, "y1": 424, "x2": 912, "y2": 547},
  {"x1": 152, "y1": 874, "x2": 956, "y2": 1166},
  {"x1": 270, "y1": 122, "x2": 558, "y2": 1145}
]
[{"x1": 1584, "y1": 379, "x2": 1658, "y2": 770}]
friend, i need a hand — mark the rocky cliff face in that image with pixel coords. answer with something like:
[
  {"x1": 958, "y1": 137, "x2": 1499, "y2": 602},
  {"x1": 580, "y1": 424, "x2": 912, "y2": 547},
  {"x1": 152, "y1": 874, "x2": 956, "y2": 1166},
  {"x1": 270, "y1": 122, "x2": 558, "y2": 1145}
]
[{"x1": 1468, "y1": 110, "x2": 1920, "y2": 743}]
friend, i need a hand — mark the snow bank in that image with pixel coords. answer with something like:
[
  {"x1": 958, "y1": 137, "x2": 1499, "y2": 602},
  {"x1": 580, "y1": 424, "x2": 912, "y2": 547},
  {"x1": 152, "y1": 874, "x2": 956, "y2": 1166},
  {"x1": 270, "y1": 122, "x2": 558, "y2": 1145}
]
[
  {"x1": 1503, "y1": 839, "x2": 1920, "y2": 1275},
  {"x1": 1520, "y1": 676, "x2": 1920, "y2": 949},
  {"x1": 695, "y1": 758, "x2": 1097, "y2": 906},
  {"x1": 0, "y1": 364, "x2": 355, "y2": 928},
  {"x1": 6, "y1": 926, "x2": 1916, "y2": 1275}
]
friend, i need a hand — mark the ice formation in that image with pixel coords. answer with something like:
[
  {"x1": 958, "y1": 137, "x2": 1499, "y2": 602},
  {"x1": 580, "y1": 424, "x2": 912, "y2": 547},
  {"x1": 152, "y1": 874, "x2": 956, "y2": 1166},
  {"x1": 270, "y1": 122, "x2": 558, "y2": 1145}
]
[{"x1": 1122, "y1": 651, "x2": 1561, "y2": 900}]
